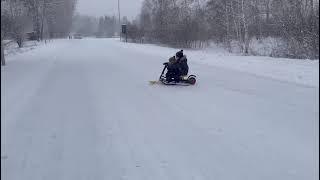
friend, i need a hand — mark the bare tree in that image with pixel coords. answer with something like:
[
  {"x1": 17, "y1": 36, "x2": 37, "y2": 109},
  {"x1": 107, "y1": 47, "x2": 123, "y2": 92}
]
[
  {"x1": 1, "y1": 0, "x2": 30, "y2": 48},
  {"x1": 124, "y1": 0, "x2": 319, "y2": 59},
  {"x1": 22, "y1": 0, "x2": 77, "y2": 39},
  {"x1": 1, "y1": 32, "x2": 5, "y2": 66}
]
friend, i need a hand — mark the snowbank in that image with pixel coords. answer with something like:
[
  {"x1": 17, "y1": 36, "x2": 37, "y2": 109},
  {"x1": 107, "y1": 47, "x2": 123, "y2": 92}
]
[{"x1": 4, "y1": 40, "x2": 48, "y2": 56}]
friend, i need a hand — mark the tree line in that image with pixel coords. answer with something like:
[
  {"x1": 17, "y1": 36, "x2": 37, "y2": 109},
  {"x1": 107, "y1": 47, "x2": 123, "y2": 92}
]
[
  {"x1": 71, "y1": 14, "x2": 129, "y2": 38},
  {"x1": 125, "y1": 0, "x2": 319, "y2": 59},
  {"x1": 1, "y1": 0, "x2": 77, "y2": 65}
]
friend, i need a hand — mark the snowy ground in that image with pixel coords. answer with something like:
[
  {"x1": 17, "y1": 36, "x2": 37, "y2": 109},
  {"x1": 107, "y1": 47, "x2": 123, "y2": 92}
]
[
  {"x1": 118, "y1": 40, "x2": 319, "y2": 87},
  {"x1": 3, "y1": 40, "x2": 48, "y2": 57},
  {"x1": 1, "y1": 38, "x2": 319, "y2": 180}
]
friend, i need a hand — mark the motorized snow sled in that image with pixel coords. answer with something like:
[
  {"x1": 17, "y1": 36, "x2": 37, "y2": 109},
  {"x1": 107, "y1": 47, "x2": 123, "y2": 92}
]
[{"x1": 150, "y1": 62, "x2": 197, "y2": 86}]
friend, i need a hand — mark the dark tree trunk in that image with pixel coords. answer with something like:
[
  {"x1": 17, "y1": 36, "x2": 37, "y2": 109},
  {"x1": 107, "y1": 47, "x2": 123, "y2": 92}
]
[{"x1": 1, "y1": 38, "x2": 5, "y2": 66}]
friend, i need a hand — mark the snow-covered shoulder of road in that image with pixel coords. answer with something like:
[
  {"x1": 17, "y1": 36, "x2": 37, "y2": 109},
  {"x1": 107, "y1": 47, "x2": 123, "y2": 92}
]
[
  {"x1": 113, "y1": 39, "x2": 319, "y2": 87},
  {"x1": 4, "y1": 40, "x2": 41, "y2": 56}
]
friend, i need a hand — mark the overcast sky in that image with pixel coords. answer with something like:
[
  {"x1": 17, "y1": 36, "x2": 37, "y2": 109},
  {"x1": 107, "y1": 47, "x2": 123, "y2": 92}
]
[{"x1": 76, "y1": 0, "x2": 144, "y2": 20}]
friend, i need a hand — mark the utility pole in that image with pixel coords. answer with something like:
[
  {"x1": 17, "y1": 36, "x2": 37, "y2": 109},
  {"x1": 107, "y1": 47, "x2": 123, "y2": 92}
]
[{"x1": 118, "y1": 0, "x2": 121, "y2": 41}]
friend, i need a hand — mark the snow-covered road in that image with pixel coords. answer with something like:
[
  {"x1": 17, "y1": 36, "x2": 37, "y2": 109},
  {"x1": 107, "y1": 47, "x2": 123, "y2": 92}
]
[{"x1": 1, "y1": 39, "x2": 319, "y2": 180}]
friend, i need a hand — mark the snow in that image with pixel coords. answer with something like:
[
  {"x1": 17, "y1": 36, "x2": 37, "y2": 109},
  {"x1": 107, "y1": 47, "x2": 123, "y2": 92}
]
[
  {"x1": 4, "y1": 40, "x2": 49, "y2": 57},
  {"x1": 1, "y1": 38, "x2": 319, "y2": 180},
  {"x1": 114, "y1": 39, "x2": 319, "y2": 87},
  {"x1": 248, "y1": 37, "x2": 283, "y2": 56}
]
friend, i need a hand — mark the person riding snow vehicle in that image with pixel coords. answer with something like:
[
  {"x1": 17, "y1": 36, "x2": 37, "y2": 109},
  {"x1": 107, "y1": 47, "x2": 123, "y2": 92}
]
[{"x1": 164, "y1": 50, "x2": 189, "y2": 82}]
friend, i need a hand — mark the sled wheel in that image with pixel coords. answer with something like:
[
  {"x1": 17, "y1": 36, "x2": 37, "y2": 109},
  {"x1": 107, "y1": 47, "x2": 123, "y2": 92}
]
[{"x1": 188, "y1": 77, "x2": 196, "y2": 85}]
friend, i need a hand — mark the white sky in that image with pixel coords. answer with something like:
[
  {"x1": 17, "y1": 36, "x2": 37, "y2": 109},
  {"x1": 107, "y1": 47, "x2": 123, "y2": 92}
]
[{"x1": 76, "y1": 0, "x2": 144, "y2": 20}]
